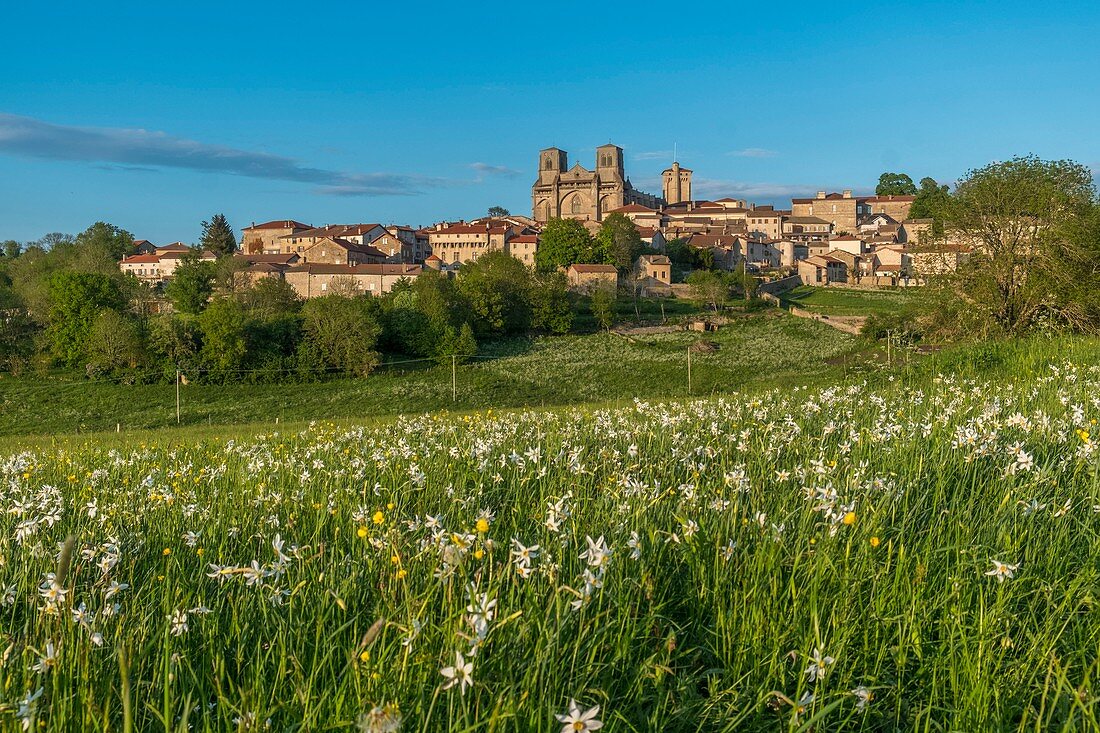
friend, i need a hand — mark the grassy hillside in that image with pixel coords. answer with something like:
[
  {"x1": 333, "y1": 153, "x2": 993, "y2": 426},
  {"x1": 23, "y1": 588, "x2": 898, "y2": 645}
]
[
  {"x1": 0, "y1": 309, "x2": 867, "y2": 439},
  {"x1": 2, "y1": 336, "x2": 1099, "y2": 730},
  {"x1": 779, "y1": 285, "x2": 922, "y2": 316}
]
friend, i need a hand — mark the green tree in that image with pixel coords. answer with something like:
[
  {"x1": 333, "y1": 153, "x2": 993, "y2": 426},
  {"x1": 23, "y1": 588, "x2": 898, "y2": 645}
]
[
  {"x1": 200, "y1": 214, "x2": 238, "y2": 256},
  {"x1": 165, "y1": 254, "x2": 216, "y2": 314},
  {"x1": 535, "y1": 218, "x2": 595, "y2": 271},
  {"x1": 75, "y1": 222, "x2": 135, "y2": 261},
  {"x1": 925, "y1": 155, "x2": 1098, "y2": 336},
  {"x1": 1, "y1": 240, "x2": 20, "y2": 259},
  {"x1": 876, "y1": 172, "x2": 918, "y2": 197},
  {"x1": 456, "y1": 250, "x2": 532, "y2": 335},
  {"x1": 595, "y1": 213, "x2": 644, "y2": 271},
  {"x1": 239, "y1": 276, "x2": 301, "y2": 320},
  {"x1": 45, "y1": 272, "x2": 125, "y2": 367},
  {"x1": 487, "y1": 206, "x2": 510, "y2": 217},
  {"x1": 686, "y1": 269, "x2": 731, "y2": 311},
  {"x1": 149, "y1": 315, "x2": 202, "y2": 375},
  {"x1": 300, "y1": 295, "x2": 382, "y2": 377},
  {"x1": 590, "y1": 286, "x2": 616, "y2": 333},
  {"x1": 530, "y1": 271, "x2": 574, "y2": 334},
  {"x1": 198, "y1": 298, "x2": 248, "y2": 373},
  {"x1": 85, "y1": 310, "x2": 144, "y2": 372},
  {"x1": 437, "y1": 321, "x2": 478, "y2": 365},
  {"x1": 909, "y1": 177, "x2": 952, "y2": 221}
]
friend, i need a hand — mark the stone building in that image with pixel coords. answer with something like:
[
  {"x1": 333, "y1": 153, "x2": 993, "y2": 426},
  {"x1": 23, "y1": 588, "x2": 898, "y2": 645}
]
[
  {"x1": 531, "y1": 144, "x2": 664, "y2": 223},
  {"x1": 241, "y1": 220, "x2": 312, "y2": 255},
  {"x1": 428, "y1": 222, "x2": 514, "y2": 265},
  {"x1": 662, "y1": 162, "x2": 692, "y2": 205},
  {"x1": 282, "y1": 263, "x2": 422, "y2": 298},
  {"x1": 299, "y1": 237, "x2": 386, "y2": 266},
  {"x1": 791, "y1": 191, "x2": 869, "y2": 234}
]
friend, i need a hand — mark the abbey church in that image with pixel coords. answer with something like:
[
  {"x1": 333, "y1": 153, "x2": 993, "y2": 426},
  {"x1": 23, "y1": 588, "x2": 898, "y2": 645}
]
[{"x1": 531, "y1": 144, "x2": 691, "y2": 223}]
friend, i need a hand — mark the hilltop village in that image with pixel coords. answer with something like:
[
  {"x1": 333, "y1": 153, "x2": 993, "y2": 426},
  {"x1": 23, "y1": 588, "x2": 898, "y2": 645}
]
[{"x1": 118, "y1": 144, "x2": 962, "y2": 299}]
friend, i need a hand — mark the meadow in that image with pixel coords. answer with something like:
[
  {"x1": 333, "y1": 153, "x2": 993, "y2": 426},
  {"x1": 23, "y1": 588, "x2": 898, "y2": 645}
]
[
  {"x1": 778, "y1": 286, "x2": 921, "y2": 317},
  {"x1": 1, "y1": 337, "x2": 1099, "y2": 730},
  {"x1": 0, "y1": 310, "x2": 864, "y2": 439}
]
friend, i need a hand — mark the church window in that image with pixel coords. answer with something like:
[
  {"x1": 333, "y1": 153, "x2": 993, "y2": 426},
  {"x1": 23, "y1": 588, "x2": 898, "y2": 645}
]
[{"x1": 571, "y1": 197, "x2": 583, "y2": 214}]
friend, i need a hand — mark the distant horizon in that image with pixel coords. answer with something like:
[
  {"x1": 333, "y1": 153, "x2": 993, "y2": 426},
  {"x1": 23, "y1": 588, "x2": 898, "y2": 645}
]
[{"x1": 2, "y1": 1, "x2": 1098, "y2": 244}]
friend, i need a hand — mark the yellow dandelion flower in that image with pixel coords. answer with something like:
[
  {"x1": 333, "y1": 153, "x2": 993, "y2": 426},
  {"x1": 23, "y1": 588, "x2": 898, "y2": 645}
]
[
  {"x1": 162, "y1": 548, "x2": 172, "y2": 556},
  {"x1": 870, "y1": 536, "x2": 881, "y2": 548},
  {"x1": 359, "y1": 650, "x2": 370, "y2": 663},
  {"x1": 473, "y1": 549, "x2": 484, "y2": 560},
  {"x1": 842, "y1": 512, "x2": 857, "y2": 526},
  {"x1": 373, "y1": 511, "x2": 385, "y2": 525},
  {"x1": 475, "y1": 518, "x2": 490, "y2": 533},
  {"x1": 396, "y1": 569, "x2": 407, "y2": 580},
  {"x1": 357, "y1": 526, "x2": 369, "y2": 538}
]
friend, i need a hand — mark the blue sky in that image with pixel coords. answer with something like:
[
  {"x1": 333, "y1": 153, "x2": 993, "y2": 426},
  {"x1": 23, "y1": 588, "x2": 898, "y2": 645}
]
[{"x1": 2, "y1": 0, "x2": 1098, "y2": 243}]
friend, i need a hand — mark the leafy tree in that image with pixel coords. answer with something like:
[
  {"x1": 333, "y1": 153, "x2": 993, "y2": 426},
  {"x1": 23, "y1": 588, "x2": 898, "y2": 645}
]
[
  {"x1": 535, "y1": 218, "x2": 595, "y2": 271},
  {"x1": 198, "y1": 298, "x2": 248, "y2": 373},
  {"x1": 686, "y1": 270, "x2": 731, "y2": 311},
  {"x1": 200, "y1": 214, "x2": 238, "y2": 256},
  {"x1": 300, "y1": 295, "x2": 382, "y2": 377},
  {"x1": 456, "y1": 250, "x2": 532, "y2": 335},
  {"x1": 876, "y1": 172, "x2": 918, "y2": 196},
  {"x1": 239, "y1": 276, "x2": 301, "y2": 320},
  {"x1": 86, "y1": 310, "x2": 144, "y2": 371},
  {"x1": 1, "y1": 240, "x2": 20, "y2": 258},
  {"x1": 45, "y1": 272, "x2": 124, "y2": 367},
  {"x1": 437, "y1": 321, "x2": 478, "y2": 365},
  {"x1": 530, "y1": 271, "x2": 573, "y2": 334},
  {"x1": 165, "y1": 254, "x2": 216, "y2": 314},
  {"x1": 595, "y1": 213, "x2": 644, "y2": 271},
  {"x1": 909, "y1": 177, "x2": 952, "y2": 221},
  {"x1": 924, "y1": 155, "x2": 1098, "y2": 337},
  {"x1": 487, "y1": 206, "x2": 510, "y2": 217},
  {"x1": 590, "y1": 286, "x2": 616, "y2": 333},
  {"x1": 75, "y1": 222, "x2": 134, "y2": 261},
  {"x1": 149, "y1": 315, "x2": 202, "y2": 374}
]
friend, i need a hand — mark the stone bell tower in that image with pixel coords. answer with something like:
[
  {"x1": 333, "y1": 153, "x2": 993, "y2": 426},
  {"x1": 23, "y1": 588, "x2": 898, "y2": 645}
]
[{"x1": 662, "y1": 161, "x2": 693, "y2": 205}]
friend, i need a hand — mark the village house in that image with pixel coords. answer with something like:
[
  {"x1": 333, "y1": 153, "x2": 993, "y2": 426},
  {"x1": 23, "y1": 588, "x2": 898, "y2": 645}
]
[
  {"x1": 277, "y1": 224, "x2": 388, "y2": 255},
  {"x1": 745, "y1": 206, "x2": 786, "y2": 240},
  {"x1": 505, "y1": 234, "x2": 539, "y2": 267},
  {"x1": 791, "y1": 191, "x2": 867, "y2": 233},
  {"x1": 119, "y1": 248, "x2": 217, "y2": 284},
  {"x1": 282, "y1": 263, "x2": 422, "y2": 298},
  {"x1": 828, "y1": 234, "x2": 867, "y2": 256},
  {"x1": 230, "y1": 253, "x2": 301, "y2": 287},
  {"x1": 782, "y1": 216, "x2": 832, "y2": 242},
  {"x1": 797, "y1": 254, "x2": 848, "y2": 285},
  {"x1": 241, "y1": 220, "x2": 313, "y2": 255},
  {"x1": 566, "y1": 263, "x2": 618, "y2": 292},
  {"x1": 637, "y1": 254, "x2": 671, "y2": 284},
  {"x1": 862, "y1": 194, "x2": 915, "y2": 222},
  {"x1": 299, "y1": 237, "x2": 386, "y2": 266}
]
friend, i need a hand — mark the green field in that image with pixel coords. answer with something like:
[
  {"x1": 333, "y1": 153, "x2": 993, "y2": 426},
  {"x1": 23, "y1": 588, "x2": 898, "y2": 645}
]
[
  {"x1": 1, "y1": 336, "x2": 1099, "y2": 730},
  {"x1": 779, "y1": 285, "x2": 922, "y2": 317},
  {"x1": 0, "y1": 310, "x2": 869, "y2": 440}
]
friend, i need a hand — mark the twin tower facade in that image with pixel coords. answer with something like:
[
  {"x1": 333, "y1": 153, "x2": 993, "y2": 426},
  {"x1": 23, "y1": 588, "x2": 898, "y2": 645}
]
[{"x1": 531, "y1": 144, "x2": 693, "y2": 223}]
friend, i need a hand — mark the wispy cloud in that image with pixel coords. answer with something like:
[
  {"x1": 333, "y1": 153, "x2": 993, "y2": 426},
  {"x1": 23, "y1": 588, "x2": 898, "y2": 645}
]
[
  {"x1": 727, "y1": 147, "x2": 778, "y2": 158},
  {"x1": 469, "y1": 162, "x2": 520, "y2": 178},
  {"x1": 0, "y1": 112, "x2": 453, "y2": 196},
  {"x1": 632, "y1": 150, "x2": 674, "y2": 161}
]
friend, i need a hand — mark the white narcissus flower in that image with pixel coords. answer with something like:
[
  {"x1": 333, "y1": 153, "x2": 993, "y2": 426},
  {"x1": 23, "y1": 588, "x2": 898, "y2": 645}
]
[
  {"x1": 985, "y1": 559, "x2": 1020, "y2": 583},
  {"x1": 440, "y1": 651, "x2": 473, "y2": 694},
  {"x1": 555, "y1": 699, "x2": 603, "y2": 732}
]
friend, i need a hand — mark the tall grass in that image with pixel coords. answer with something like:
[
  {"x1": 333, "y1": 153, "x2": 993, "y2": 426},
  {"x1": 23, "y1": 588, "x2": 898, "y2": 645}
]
[{"x1": 1, "y1": 338, "x2": 1099, "y2": 730}]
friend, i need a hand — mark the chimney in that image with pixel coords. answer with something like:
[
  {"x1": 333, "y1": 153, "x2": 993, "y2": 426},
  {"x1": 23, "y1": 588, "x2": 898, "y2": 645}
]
[
  {"x1": 816, "y1": 191, "x2": 826, "y2": 199},
  {"x1": 842, "y1": 190, "x2": 852, "y2": 199}
]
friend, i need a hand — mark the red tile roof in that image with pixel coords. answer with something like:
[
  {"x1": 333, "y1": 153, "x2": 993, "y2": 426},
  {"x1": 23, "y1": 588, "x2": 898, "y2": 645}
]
[
  {"x1": 121, "y1": 254, "x2": 160, "y2": 264},
  {"x1": 285, "y1": 264, "x2": 422, "y2": 275},
  {"x1": 609, "y1": 204, "x2": 657, "y2": 213},
  {"x1": 245, "y1": 219, "x2": 312, "y2": 230}
]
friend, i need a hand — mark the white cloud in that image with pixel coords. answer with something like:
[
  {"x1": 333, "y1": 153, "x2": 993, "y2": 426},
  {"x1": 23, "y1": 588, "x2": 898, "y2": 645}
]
[{"x1": 0, "y1": 112, "x2": 450, "y2": 196}]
